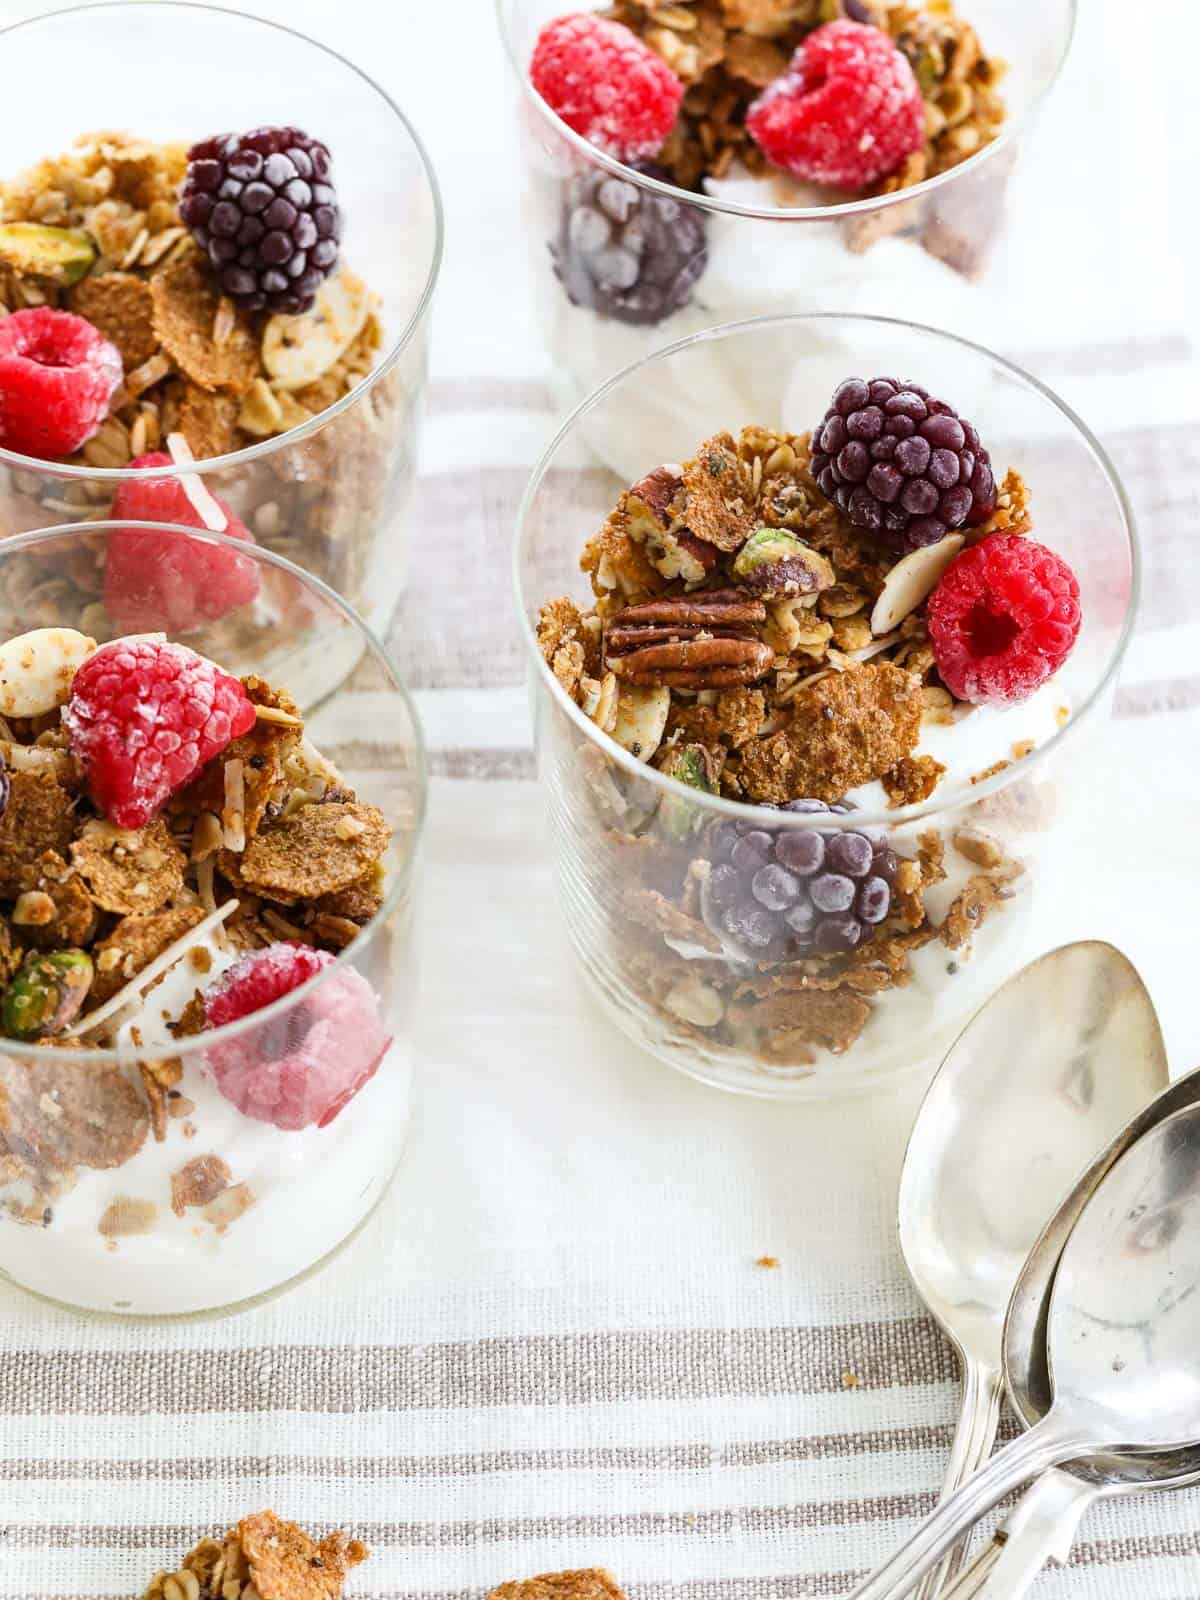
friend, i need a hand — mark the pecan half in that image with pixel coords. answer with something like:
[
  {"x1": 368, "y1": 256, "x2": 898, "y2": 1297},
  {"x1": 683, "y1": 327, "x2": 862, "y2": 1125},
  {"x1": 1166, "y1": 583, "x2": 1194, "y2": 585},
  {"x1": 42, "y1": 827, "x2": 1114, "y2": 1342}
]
[{"x1": 604, "y1": 589, "x2": 774, "y2": 688}]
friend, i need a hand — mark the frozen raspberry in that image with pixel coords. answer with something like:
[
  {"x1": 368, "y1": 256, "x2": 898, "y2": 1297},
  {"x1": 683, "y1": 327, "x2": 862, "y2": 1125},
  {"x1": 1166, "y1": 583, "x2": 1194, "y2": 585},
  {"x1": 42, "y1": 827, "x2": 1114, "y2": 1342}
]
[
  {"x1": 106, "y1": 453, "x2": 260, "y2": 633},
  {"x1": 746, "y1": 20, "x2": 925, "y2": 190},
  {"x1": 530, "y1": 14, "x2": 684, "y2": 163},
  {"x1": 811, "y1": 377, "x2": 997, "y2": 553},
  {"x1": 205, "y1": 943, "x2": 390, "y2": 1131},
  {"x1": 64, "y1": 637, "x2": 256, "y2": 829},
  {"x1": 927, "y1": 535, "x2": 1082, "y2": 706},
  {"x1": 0, "y1": 307, "x2": 122, "y2": 460},
  {"x1": 180, "y1": 126, "x2": 341, "y2": 314},
  {"x1": 553, "y1": 165, "x2": 707, "y2": 325},
  {"x1": 701, "y1": 800, "x2": 900, "y2": 961}
]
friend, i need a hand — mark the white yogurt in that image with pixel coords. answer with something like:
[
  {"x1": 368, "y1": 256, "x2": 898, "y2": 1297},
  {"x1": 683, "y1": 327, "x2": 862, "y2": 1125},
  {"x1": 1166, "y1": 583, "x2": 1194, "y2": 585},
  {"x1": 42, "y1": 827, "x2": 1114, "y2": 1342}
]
[
  {"x1": 543, "y1": 161, "x2": 990, "y2": 485},
  {"x1": 0, "y1": 936, "x2": 412, "y2": 1316}
]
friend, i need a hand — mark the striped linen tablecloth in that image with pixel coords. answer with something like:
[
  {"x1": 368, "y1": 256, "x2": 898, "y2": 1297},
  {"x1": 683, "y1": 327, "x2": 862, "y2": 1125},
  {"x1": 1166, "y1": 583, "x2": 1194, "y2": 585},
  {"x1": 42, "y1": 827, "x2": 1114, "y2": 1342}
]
[{"x1": 1, "y1": 0, "x2": 1199, "y2": 1598}]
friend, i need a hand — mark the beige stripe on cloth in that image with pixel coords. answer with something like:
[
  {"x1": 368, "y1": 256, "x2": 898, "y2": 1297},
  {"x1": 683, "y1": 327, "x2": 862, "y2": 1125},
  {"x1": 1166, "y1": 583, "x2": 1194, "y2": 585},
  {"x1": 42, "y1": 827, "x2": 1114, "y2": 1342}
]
[{"x1": 0, "y1": 1321, "x2": 956, "y2": 1413}]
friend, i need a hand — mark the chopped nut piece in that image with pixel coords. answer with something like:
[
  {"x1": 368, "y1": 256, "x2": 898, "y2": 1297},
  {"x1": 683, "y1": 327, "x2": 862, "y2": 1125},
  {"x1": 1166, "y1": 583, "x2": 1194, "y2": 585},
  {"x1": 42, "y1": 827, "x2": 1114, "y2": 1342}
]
[
  {"x1": 882, "y1": 753, "x2": 946, "y2": 808},
  {"x1": 139, "y1": 1056, "x2": 183, "y2": 1143},
  {"x1": 171, "y1": 1153, "x2": 231, "y2": 1216},
  {"x1": 952, "y1": 824, "x2": 1004, "y2": 868},
  {"x1": 98, "y1": 1195, "x2": 158, "y2": 1237},
  {"x1": 204, "y1": 1181, "x2": 256, "y2": 1231}
]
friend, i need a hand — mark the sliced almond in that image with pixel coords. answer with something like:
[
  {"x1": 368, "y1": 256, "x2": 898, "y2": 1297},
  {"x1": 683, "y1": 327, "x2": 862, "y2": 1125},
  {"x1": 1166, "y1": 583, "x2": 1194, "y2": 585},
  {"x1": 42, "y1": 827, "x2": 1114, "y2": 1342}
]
[
  {"x1": 870, "y1": 535, "x2": 964, "y2": 637},
  {"x1": 165, "y1": 432, "x2": 228, "y2": 533},
  {"x1": 611, "y1": 683, "x2": 671, "y2": 761},
  {"x1": 261, "y1": 265, "x2": 372, "y2": 391},
  {"x1": 0, "y1": 627, "x2": 96, "y2": 717}
]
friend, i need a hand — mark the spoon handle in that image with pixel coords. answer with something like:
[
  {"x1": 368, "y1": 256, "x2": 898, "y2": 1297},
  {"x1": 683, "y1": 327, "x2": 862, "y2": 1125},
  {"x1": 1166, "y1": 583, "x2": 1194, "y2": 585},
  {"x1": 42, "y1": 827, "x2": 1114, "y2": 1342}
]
[
  {"x1": 936, "y1": 1470, "x2": 1098, "y2": 1600},
  {"x1": 845, "y1": 1413, "x2": 1099, "y2": 1600},
  {"x1": 913, "y1": 1356, "x2": 1005, "y2": 1600}
]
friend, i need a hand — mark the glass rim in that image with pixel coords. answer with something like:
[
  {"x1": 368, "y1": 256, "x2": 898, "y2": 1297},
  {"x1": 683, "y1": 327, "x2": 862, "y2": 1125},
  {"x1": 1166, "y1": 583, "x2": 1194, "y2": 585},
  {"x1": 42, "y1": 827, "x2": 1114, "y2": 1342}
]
[
  {"x1": 494, "y1": 0, "x2": 1078, "y2": 222},
  {"x1": 512, "y1": 309, "x2": 1141, "y2": 832},
  {"x1": 0, "y1": 0, "x2": 445, "y2": 481},
  {"x1": 0, "y1": 517, "x2": 427, "y2": 1064}
]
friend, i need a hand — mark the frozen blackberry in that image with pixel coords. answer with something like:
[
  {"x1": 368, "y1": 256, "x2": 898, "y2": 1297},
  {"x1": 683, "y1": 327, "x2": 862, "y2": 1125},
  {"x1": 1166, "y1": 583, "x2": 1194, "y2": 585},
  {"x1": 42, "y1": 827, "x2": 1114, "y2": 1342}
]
[
  {"x1": 810, "y1": 378, "x2": 996, "y2": 553},
  {"x1": 552, "y1": 165, "x2": 707, "y2": 327},
  {"x1": 701, "y1": 799, "x2": 900, "y2": 961},
  {"x1": 179, "y1": 126, "x2": 341, "y2": 314}
]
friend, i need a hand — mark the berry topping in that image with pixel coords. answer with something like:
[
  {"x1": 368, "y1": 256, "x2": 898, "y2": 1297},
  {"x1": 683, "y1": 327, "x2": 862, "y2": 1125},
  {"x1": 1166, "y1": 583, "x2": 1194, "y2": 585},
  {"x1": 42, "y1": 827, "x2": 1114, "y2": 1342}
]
[
  {"x1": 530, "y1": 13, "x2": 684, "y2": 163},
  {"x1": 180, "y1": 127, "x2": 341, "y2": 314},
  {"x1": 204, "y1": 943, "x2": 389, "y2": 1130},
  {"x1": 0, "y1": 307, "x2": 122, "y2": 460},
  {"x1": 64, "y1": 637, "x2": 256, "y2": 829},
  {"x1": 701, "y1": 800, "x2": 900, "y2": 961},
  {"x1": 106, "y1": 453, "x2": 259, "y2": 633},
  {"x1": 927, "y1": 535, "x2": 1082, "y2": 706},
  {"x1": 554, "y1": 165, "x2": 707, "y2": 326},
  {"x1": 811, "y1": 377, "x2": 997, "y2": 553},
  {"x1": 745, "y1": 20, "x2": 925, "y2": 190}
]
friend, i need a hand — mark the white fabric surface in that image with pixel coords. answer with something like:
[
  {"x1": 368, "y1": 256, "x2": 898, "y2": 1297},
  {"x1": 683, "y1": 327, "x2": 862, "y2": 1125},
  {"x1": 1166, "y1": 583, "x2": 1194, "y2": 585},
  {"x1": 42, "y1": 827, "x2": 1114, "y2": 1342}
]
[{"x1": 0, "y1": 1, "x2": 1198, "y2": 1598}]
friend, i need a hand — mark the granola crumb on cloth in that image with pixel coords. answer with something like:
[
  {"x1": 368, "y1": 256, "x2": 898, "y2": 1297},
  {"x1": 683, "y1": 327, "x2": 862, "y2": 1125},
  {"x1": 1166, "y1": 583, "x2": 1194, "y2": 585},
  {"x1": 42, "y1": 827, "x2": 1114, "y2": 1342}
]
[
  {"x1": 143, "y1": 1512, "x2": 368, "y2": 1600},
  {"x1": 490, "y1": 1571, "x2": 627, "y2": 1600}
]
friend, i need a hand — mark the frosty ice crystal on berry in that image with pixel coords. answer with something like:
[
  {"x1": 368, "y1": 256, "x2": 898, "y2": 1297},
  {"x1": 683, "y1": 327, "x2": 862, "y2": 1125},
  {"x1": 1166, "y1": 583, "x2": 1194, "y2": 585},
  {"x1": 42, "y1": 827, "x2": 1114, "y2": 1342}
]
[
  {"x1": 746, "y1": 21, "x2": 925, "y2": 190},
  {"x1": 530, "y1": 14, "x2": 684, "y2": 163},
  {"x1": 928, "y1": 535, "x2": 1082, "y2": 706},
  {"x1": 64, "y1": 637, "x2": 257, "y2": 830},
  {"x1": 107, "y1": 454, "x2": 260, "y2": 633},
  {"x1": 204, "y1": 943, "x2": 390, "y2": 1131},
  {"x1": 0, "y1": 307, "x2": 121, "y2": 459},
  {"x1": 180, "y1": 126, "x2": 342, "y2": 315}
]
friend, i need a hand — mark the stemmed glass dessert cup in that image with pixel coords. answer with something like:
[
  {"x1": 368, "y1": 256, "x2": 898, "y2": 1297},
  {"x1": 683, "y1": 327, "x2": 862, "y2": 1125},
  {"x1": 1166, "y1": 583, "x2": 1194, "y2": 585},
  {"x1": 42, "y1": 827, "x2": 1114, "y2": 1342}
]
[
  {"x1": 0, "y1": 2, "x2": 443, "y2": 702},
  {"x1": 0, "y1": 523, "x2": 425, "y2": 1317},
  {"x1": 497, "y1": 0, "x2": 1076, "y2": 441},
  {"x1": 514, "y1": 313, "x2": 1139, "y2": 1100}
]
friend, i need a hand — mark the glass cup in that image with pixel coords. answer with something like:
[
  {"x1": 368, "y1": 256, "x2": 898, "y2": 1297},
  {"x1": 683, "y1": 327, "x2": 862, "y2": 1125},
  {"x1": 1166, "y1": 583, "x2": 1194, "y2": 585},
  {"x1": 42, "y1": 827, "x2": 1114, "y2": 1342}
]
[
  {"x1": 0, "y1": 523, "x2": 424, "y2": 1315},
  {"x1": 514, "y1": 314, "x2": 1139, "y2": 1099},
  {"x1": 0, "y1": 3, "x2": 443, "y2": 702},
  {"x1": 497, "y1": 0, "x2": 1075, "y2": 463}
]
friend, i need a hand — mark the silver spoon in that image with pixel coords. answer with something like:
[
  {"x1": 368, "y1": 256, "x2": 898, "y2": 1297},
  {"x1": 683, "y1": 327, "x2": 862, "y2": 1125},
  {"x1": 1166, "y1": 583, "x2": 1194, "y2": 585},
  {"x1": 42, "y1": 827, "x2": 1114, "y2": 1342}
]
[
  {"x1": 898, "y1": 941, "x2": 1168, "y2": 1599},
  {"x1": 847, "y1": 1098, "x2": 1200, "y2": 1600},
  {"x1": 941, "y1": 1059, "x2": 1200, "y2": 1599}
]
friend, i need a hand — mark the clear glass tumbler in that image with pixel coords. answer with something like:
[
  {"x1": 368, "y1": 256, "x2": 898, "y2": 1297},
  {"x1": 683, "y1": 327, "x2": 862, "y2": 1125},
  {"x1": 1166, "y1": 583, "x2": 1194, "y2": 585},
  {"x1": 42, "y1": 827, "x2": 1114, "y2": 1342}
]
[
  {"x1": 0, "y1": 3, "x2": 443, "y2": 701},
  {"x1": 0, "y1": 523, "x2": 424, "y2": 1315},
  {"x1": 498, "y1": 0, "x2": 1075, "y2": 463},
  {"x1": 514, "y1": 314, "x2": 1138, "y2": 1099}
]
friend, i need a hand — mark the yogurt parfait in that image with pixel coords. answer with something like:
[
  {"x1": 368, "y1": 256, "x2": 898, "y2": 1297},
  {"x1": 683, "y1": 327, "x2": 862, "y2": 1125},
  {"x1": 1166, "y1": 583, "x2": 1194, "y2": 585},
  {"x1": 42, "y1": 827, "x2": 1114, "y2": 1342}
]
[
  {"x1": 500, "y1": 0, "x2": 1074, "y2": 451},
  {"x1": 516, "y1": 316, "x2": 1138, "y2": 1097},
  {"x1": 0, "y1": 4, "x2": 443, "y2": 700},
  {"x1": 0, "y1": 524, "x2": 421, "y2": 1315}
]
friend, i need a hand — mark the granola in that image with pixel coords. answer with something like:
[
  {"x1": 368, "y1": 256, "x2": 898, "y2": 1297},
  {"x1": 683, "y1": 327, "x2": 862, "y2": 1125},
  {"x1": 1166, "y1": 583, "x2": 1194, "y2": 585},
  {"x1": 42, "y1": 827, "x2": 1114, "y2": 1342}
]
[
  {"x1": 609, "y1": 0, "x2": 1007, "y2": 203},
  {"x1": 0, "y1": 626, "x2": 403, "y2": 1312},
  {"x1": 536, "y1": 415, "x2": 1071, "y2": 1077},
  {"x1": 143, "y1": 1513, "x2": 368, "y2": 1600},
  {"x1": 0, "y1": 131, "x2": 416, "y2": 654}
]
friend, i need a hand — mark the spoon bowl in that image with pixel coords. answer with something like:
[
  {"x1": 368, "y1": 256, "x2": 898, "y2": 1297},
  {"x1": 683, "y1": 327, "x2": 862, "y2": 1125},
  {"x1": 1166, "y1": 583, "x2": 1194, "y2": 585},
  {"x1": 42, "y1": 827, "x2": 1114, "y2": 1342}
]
[
  {"x1": 851, "y1": 1103, "x2": 1200, "y2": 1600},
  {"x1": 897, "y1": 941, "x2": 1167, "y2": 1595},
  {"x1": 941, "y1": 1063, "x2": 1200, "y2": 1600}
]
